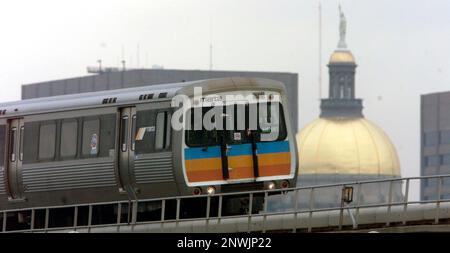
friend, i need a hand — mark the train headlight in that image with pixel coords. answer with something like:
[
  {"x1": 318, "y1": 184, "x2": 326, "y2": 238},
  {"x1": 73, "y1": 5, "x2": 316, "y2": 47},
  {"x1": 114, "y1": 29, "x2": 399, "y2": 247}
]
[
  {"x1": 267, "y1": 182, "x2": 276, "y2": 190},
  {"x1": 206, "y1": 186, "x2": 216, "y2": 195},
  {"x1": 281, "y1": 180, "x2": 290, "y2": 189},
  {"x1": 193, "y1": 187, "x2": 202, "y2": 195}
]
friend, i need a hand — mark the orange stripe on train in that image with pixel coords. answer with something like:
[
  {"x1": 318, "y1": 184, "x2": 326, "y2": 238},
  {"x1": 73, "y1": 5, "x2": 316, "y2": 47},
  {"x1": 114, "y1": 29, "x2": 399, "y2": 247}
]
[
  {"x1": 186, "y1": 164, "x2": 291, "y2": 182},
  {"x1": 257, "y1": 152, "x2": 291, "y2": 166},
  {"x1": 185, "y1": 152, "x2": 292, "y2": 182}
]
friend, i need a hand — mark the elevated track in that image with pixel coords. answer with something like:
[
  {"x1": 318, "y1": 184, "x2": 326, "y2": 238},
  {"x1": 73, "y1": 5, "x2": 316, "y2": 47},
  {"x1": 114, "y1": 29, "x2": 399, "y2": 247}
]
[{"x1": 2, "y1": 175, "x2": 450, "y2": 233}]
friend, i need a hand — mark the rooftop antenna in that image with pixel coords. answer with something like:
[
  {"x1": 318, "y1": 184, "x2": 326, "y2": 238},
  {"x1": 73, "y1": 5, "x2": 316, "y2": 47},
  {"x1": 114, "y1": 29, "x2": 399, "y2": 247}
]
[
  {"x1": 209, "y1": 17, "x2": 213, "y2": 71},
  {"x1": 137, "y1": 44, "x2": 140, "y2": 69},
  {"x1": 121, "y1": 44, "x2": 125, "y2": 60},
  {"x1": 120, "y1": 44, "x2": 126, "y2": 71},
  {"x1": 318, "y1": 1, "x2": 323, "y2": 100},
  {"x1": 129, "y1": 54, "x2": 133, "y2": 69},
  {"x1": 97, "y1": 59, "x2": 102, "y2": 73}
]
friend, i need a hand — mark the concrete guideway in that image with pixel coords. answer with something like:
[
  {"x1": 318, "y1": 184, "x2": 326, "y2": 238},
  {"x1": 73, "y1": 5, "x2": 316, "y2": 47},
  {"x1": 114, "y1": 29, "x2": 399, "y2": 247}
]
[
  {"x1": 41, "y1": 202, "x2": 450, "y2": 233},
  {"x1": 2, "y1": 174, "x2": 450, "y2": 233}
]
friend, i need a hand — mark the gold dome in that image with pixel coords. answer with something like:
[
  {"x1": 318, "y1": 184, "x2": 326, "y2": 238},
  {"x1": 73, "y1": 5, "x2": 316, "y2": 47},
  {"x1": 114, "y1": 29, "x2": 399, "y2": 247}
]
[
  {"x1": 329, "y1": 50, "x2": 355, "y2": 64},
  {"x1": 296, "y1": 117, "x2": 401, "y2": 177}
]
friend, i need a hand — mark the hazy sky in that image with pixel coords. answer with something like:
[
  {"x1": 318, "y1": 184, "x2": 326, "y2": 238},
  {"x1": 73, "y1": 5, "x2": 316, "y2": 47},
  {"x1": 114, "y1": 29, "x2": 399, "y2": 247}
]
[{"x1": 1, "y1": 0, "x2": 450, "y2": 199}]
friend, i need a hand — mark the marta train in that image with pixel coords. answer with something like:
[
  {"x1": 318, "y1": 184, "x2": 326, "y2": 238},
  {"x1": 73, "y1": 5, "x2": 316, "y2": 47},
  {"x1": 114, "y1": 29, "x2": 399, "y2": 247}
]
[{"x1": 0, "y1": 77, "x2": 298, "y2": 223}]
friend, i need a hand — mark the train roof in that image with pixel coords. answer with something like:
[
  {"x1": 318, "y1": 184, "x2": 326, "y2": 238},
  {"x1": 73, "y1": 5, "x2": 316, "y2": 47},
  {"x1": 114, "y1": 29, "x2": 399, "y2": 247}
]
[{"x1": 0, "y1": 77, "x2": 286, "y2": 118}]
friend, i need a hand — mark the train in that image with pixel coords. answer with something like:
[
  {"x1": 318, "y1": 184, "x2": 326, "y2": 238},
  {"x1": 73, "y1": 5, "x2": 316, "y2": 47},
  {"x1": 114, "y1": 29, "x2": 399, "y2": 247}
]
[{"x1": 0, "y1": 77, "x2": 297, "y2": 228}]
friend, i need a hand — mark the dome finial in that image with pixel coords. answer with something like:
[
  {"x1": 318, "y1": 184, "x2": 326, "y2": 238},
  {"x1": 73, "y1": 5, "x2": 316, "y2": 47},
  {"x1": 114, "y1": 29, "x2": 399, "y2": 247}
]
[{"x1": 338, "y1": 4, "x2": 347, "y2": 49}]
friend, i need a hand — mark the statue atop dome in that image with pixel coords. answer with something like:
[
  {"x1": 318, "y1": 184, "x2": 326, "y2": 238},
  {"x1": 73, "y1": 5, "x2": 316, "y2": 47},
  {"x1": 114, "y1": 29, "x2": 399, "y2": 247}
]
[{"x1": 338, "y1": 5, "x2": 347, "y2": 48}]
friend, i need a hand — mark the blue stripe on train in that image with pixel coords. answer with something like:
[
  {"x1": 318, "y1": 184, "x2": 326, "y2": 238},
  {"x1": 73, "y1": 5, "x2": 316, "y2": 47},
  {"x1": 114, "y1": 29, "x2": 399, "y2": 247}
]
[
  {"x1": 227, "y1": 143, "x2": 252, "y2": 156},
  {"x1": 256, "y1": 141, "x2": 290, "y2": 154},
  {"x1": 184, "y1": 146, "x2": 221, "y2": 160},
  {"x1": 184, "y1": 141, "x2": 290, "y2": 160}
]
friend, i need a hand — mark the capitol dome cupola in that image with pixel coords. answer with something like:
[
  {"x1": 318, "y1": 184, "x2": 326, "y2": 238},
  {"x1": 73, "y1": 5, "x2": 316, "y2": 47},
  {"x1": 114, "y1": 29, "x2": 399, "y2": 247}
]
[{"x1": 320, "y1": 6, "x2": 362, "y2": 118}]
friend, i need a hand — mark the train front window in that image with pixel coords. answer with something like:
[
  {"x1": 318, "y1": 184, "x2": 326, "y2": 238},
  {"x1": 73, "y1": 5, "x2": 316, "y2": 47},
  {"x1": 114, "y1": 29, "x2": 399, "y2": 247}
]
[
  {"x1": 257, "y1": 102, "x2": 287, "y2": 142},
  {"x1": 185, "y1": 102, "x2": 287, "y2": 147},
  {"x1": 185, "y1": 107, "x2": 219, "y2": 147}
]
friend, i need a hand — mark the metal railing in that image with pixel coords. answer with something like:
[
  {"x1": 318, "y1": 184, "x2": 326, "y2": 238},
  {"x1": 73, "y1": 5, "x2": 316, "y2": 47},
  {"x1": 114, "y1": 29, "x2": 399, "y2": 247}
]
[{"x1": 1, "y1": 174, "x2": 450, "y2": 233}]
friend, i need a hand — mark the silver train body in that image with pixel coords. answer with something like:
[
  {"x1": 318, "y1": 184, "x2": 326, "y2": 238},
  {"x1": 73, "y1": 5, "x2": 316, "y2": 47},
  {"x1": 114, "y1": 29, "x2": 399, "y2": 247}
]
[{"x1": 0, "y1": 77, "x2": 298, "y2": 211}]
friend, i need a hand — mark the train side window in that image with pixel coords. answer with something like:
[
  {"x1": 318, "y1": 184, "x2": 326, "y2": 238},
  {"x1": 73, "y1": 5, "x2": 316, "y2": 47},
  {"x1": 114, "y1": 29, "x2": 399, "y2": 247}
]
[
  {"x1": 38, "y1": 123, "x2": 56, "y2": 160},
  {"x1": 131, "y1": 115, "x2": 136, "y2": 151},
  {"x1": 165, "y1": 113, "x2": 171, "y2": 148},
  {"x1": 154, "y1": 111, "x2": 171, "y2": 150},
  {"x1": 60, "y1": 120, "x2": 78, "y2": 159},
  {"x1": 155, "y1": 112, "x2": 165, "y2": 150},
  {"x1": 99, "y1": 114, "x2": 116, "y2": 158},
  {"x1": 0, "y1": 125, "x2": 5, "y2": 165},
  {"x1": 120, "y1": 116, "x2": 129, "y2": 152},
  {"x1": 22, "y1": 122, "x2": 39, "y2": 164},
  {"x1": 19, "y1": 126, "x2": 24, "y2": 161},
  {"x1": 9, "y1": 127, "x2": 16, "y2": 162},
  {"x1": 135, "y1": 110, "x2": 156, "y2": 155},
  {"x1": 82, "y1": 118, "x2": 100, "y2": 157}
]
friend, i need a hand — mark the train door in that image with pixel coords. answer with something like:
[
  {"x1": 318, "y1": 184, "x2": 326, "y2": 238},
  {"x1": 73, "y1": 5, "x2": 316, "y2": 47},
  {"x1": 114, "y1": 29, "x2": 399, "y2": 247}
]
[
  {"x1": 223, "y1": 102, "x2": 289, "y2": 181},
  {"x1": 6, "y1": 118, "x2": 25, "y2": 200},
  {"x1": 222, "y1": 104, "x2": 258, "y2": 181},
  {"x1": 118, "y1": 107, "x2": 137, "y2": 197},
  {"x1": 184, "y1": 105, "x2": 259, "y2": 183}
]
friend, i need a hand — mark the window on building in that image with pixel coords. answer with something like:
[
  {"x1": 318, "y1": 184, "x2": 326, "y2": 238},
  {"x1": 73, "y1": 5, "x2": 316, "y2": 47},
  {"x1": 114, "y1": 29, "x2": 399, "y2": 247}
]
[
  {"x1": 424, "y1": 131, "x2": 439, "y2": 146},
  {"x1": 82, "y1": 118, "x2": 100, "y2": 156},
  {"x1": 60, "y1": 120, "x2": 78, "y2": 158},
  {"x1": 426, "y1": 178, "x2": 438, "y2": 187},
  {"x1": 441, "y1": 130, "x2": 450, "y2": 145},
  {"x1": 339, "y1": 85, "x2": 345, "y2": 99},
  {"x1": 443, "y1": 178, "x2": 450, "y2": 187},
  {"x1": 442, "y1": 154, "x2": 450, "y2": 166},
  {"x1": 333, "y1": 84, "x2": 339, "y2": 98},
  {"x1": 38, "y1": 123, "x2": 56, "y2": 160},
  {"x1": 442, "y1": 194, "x2": 450, "y2": 200},
  {"x1": 425, "y1": 155, "x2": 441, "y2": 167},
  {"x1": 345, "y1": 84, "x2": 351, "y2": 99}
]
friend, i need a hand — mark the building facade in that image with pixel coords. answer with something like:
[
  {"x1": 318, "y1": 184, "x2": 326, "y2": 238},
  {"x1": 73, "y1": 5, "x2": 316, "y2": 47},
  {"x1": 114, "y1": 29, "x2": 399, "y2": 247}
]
[
  {"x1": 421, "y1": 91, "x2": 450, "y2": 200},
  {"x1": 21, "y1": 69, "x2": 299, "y2": 133}
]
